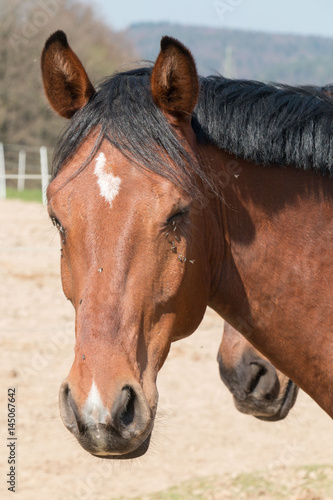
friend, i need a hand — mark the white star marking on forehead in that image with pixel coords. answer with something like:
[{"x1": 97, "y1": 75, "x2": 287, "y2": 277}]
[{"x1": 94, "y1": 152, "x2": 121, "y2": 207}]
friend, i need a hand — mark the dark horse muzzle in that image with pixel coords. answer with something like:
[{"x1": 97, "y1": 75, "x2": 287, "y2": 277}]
[{"x1": 59, "y1": 379, "x2": 155, "y2": 458}]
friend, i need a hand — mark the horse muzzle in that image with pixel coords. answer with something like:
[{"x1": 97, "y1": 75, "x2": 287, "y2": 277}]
[{"x1": 59, "y1": 380, "x2": 156, "y2": 459}]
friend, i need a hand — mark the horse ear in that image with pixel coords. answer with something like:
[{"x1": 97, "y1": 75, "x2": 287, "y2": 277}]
[
  {"x1": 41, "y1": 30, "x2": 95, "y2": 119},
  {"x1": 151, "y1": 36, "x2": 199, "y2": 123}
]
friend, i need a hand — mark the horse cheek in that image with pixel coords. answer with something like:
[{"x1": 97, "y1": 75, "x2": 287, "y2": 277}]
[{"x1": 60, "y1": 252, "x2": 72, "y2": 303}]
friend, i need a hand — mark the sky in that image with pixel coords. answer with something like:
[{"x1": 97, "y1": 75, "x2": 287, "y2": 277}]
[{"x1": 87, "y1": 0, "x2": 333, "y2": 39}]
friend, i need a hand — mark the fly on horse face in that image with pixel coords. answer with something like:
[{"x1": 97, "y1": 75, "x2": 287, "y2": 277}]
[
  {"x1": 41, "y1": 31, "x2": 333, "y2": 459},
  {"x1": 218, "y1": 322, "x2": 298, "y2": 420}
]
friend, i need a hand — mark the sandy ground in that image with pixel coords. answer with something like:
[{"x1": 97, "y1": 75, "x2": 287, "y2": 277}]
[{"x1": 0, "y1": 199, "x2": 332, "y2": 500}]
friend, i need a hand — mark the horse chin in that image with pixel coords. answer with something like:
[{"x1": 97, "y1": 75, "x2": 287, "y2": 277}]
[
  {"x1": 233, "y1": 380, "x2": 299, "y2": 422},
  {"x1": 91, "y1": 435, "x2": 152, "y2": 460},
  {"x1": 71, "y1": 418, "x2": 154, "y2": 460}
]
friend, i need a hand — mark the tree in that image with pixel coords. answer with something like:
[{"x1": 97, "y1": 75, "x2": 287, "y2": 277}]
[{"x1": 0, "y1": 0, "x2": 135, "y2": 146}]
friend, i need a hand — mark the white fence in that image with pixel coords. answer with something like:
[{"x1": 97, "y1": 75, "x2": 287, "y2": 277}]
[{"x1": 0, "y1": 142, "x2": 52, "y2": 204}]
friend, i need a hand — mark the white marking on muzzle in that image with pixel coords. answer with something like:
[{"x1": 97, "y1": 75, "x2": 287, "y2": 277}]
[
  {"x1": 83, "y1": 380, "x2": 110, "y2": 427},
  {"x1": 94, "y1": 152, "x2": 121, "y2": 207}
]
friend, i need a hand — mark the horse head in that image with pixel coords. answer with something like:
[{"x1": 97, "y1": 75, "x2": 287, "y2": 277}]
[{"x1": 42, "y1": 31, "x2": 213, "y2": 458}]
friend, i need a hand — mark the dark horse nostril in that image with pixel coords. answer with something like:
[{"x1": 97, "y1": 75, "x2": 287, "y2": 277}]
[
  {"x1": 59, "y1": 381, "x2": 84, "y2": 435},
  {"x1": 245, "y1": 362, "x2": 267, "y2": 394},
  {"x1": 63, "y1": 383, "x2": 70, "y2": 397},
  {"x1": 61, "y1": 382, "x2": 91, "y2": 435},
  {"x1": 120, "y1": 386, "x2": 136, "y2": 426},
  {"x1": 112, "y1": 385, "x2": 137, "y2": 431},
  {"x1": 246, "y1": 361, "x2": 280, "y2": 400},
  {"x1": 246, "y1": 363, "x2": 267, "y2": 394}
]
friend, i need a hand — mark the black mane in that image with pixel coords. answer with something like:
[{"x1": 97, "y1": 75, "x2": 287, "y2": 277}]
[
  {"x1": 52, "y1": 67, "x2": 333, "y2": 195},
  {"x1": 193, "y1": 76, "x2": 333, "y2": 175},
  {"x1": 52, "y1": 67, "x2": 209, "y2": 197}
]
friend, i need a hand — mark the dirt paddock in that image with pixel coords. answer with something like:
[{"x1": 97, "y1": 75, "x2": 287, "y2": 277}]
[{"x1": 0, "y1": 199, "x2": 332, "y2": 500}]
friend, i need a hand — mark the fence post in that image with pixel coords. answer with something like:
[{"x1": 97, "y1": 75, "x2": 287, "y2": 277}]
[
  {"x1": 17, "y1": 149, "x2": 26, "y2": 191},
  {"x1": 0, "y1": 143, "x2": 6, "y2": 199},
  {"x1": 40, "y1": 146, "x2": 48, "y2": 205}
]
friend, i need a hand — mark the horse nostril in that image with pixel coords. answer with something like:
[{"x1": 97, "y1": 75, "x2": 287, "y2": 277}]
[
  {"x1": 63, "y1": 382, "x2": 70, "y2": 397},
  {"x1": 120, "y1": 386, "x2": 136, "y2": 426},
  {"x1": 246, "y1": 363, "x2": 267, "y2": 394},
  {"x1": 110, "y1": 383, "x2": 151, "y2": 440},
  {"x1": 112, "y1": 385, "x2": 137, "y2": 429},
  {"x1": 59, "y1": 381, "x2": 82, "y2": 434},
  {"x1": 60, "y1": 382, "x2": 91, "y2": 436},
  {"x1": 246, "y1": 361, "x2": 280, "y2": 400}
]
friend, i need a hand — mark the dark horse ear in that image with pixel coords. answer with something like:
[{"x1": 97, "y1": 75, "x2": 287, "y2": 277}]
[
  {"x1": 41, "y1": 30, "x2": 95, "y2": 119},
  {"x1": 151, "y1": 36, "x2": 199, "y2": 123}
]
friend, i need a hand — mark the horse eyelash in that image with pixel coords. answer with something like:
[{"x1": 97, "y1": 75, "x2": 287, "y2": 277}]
[{"x1": 51, "y1": 216, "x2": 66, "y2": 238}]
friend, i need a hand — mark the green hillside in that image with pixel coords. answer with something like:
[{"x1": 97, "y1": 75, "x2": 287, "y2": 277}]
[{"x1": 125, "y1": 22, "x2": 333, "y2": 85}]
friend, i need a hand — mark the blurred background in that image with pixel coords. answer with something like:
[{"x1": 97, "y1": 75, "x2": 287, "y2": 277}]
[{"x1": 1, "y1": 2, "x2": 333, "y2": 499}]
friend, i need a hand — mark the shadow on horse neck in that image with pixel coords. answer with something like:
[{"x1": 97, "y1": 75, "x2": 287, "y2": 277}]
[{"x1": 41, "y1": 30, "x2": 333, "y2": 459}]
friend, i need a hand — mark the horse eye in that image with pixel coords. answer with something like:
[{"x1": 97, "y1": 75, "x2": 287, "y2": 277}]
[
  {"x1": 51, "y1": 216, "x2": 65, "y2": 236},
  {"x1": 166, "y1": 209, "x2": 189, "y2": 224},
  {"x1": 51, "y1": 216, "x2": 60, "y2": 227}
]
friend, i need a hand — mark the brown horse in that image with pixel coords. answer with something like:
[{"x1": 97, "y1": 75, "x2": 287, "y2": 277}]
[
  {"x1": 41, "y1": 31, "x2": 333, "y2": 459},
  {"x1": 218, "y1": 322, "x2": 298, "y2": 420},
  {"x1": 218, "y1": 79, "x2": 333, "y2": 421},
  {"x1": 218, "y1": 80, "x2": 333, "y2": 421},
  {"x1": 218, "y1": 81, "x2": 333, "y2": 421}
]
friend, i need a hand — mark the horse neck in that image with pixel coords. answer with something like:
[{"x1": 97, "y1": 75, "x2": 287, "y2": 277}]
[{"x1": 203, "y1": 147, "x2": 333, "y2": 417}]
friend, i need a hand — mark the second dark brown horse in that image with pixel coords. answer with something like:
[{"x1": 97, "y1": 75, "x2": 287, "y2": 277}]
[{"x1": 218, "y1": 322, "x2": 298, "y2": 420}]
